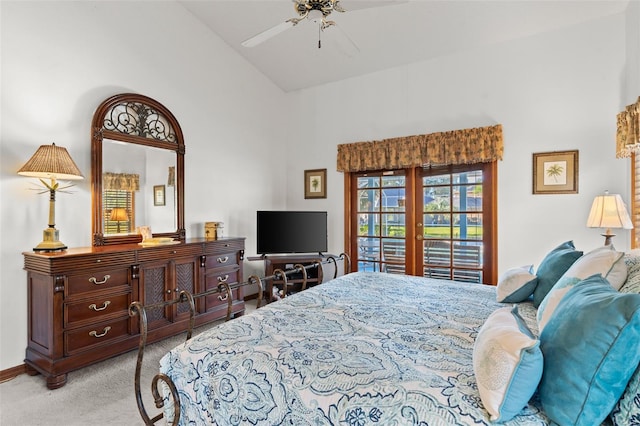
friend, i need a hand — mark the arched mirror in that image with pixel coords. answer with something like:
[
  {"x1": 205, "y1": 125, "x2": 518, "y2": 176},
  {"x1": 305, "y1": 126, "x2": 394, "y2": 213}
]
[{"x1": 91, "y1": 93, "x2": 185, "y2": 246}]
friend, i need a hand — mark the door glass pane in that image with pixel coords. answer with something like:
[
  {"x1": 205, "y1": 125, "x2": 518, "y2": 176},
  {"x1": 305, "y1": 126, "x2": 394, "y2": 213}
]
[
  {"x1": 453, "y1": 170, "x2": 483, "y2": 183},
  {"x1": 423, "y1": 213, "x2": 452, "y2": 239},
  {"x1": 381, "y1": 213, "x2": 405, "y2": 237},
  {"x1": 381, "y1": 188, "x2": 405, "y2": 212},
  {"x1": 358, "y1": 176, "x2": 380, "y2": 188},
  {"x1": 358, "y1": 189, "x2": 378, "y2": 211},
  {"x1": 452, "y1": 185, "x2": 482, "y2": 212},
  {"x1": 452, "y1": 213, "x2": 483, "y2": 240},
  {"x1": 423, "y1": 175, "x2": 450, "y2": 185},
  {"x1": 382, "y1": 238, "x2": 405, "y2": 274},
  {"x1": 358, "y1": 237, "x2": 381, "y2": 272}
]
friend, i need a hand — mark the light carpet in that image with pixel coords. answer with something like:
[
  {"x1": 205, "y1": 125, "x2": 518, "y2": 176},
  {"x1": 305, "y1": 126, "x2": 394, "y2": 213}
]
[{"x1": 0, "y1": 300, "x2": 258, "y2": 425}]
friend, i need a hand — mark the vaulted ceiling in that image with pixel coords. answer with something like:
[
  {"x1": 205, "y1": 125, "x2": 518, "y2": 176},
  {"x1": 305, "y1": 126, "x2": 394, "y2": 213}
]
[{"x1": 179, "y1": 0, "x2": 630, "y2": 92}]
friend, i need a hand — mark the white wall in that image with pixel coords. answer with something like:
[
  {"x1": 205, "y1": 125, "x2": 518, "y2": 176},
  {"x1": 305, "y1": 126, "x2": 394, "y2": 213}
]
[
  {"x1": 624, "y1": 0, "x2": 640, "y2": 104},
  {"x1": 0, "y1": 1, "x2": 288, "y2": 370},
  {"x1": 285, "y1": 13, "x2": 630, "y2": 271}
]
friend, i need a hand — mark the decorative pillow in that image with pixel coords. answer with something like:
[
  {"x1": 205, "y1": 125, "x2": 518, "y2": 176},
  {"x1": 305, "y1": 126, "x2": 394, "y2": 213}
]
[
  {"x1": 537, "y1": 245, "x2": 626, "y2": 332},
  {"x1": 538, "y1": 275, "x2": 640, "y2": 426},
  {"x1": 496, "y1": 265, "x2": 538, "y2": 303},
  {"x1": 611, "y1": 364, "x2": 640, "y2": 426},
  {"x1": 533, "y1": 240, "x2": 583, "y2": 307},
  {"x1": 473, "y1": 305, "x2": 543, "y2": 422},
  {"x1": 621, "y1": 252, "x2": 640, "y2": 294}
]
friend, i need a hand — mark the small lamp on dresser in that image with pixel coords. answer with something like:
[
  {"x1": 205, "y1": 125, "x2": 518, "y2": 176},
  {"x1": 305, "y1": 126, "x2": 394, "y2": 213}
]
[
  {"x1": 18, "y1": 142, "x2": 84, "y2": 251},
  {"x1": 109, "y1": 207, "x2": 129, "y2": 233},
  {"x1": 586, "y1": 190, "x2": 634, "y2": 246}
]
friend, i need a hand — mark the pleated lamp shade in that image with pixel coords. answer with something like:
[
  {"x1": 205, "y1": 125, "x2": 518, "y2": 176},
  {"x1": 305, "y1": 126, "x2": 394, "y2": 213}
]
[
  {"x1": 109, "y1": 207, "x2": 129, "y2": 222},
  {"x1": 586, "y1": 191, "x2": 633, "y2": 245},
  {"x1": 18, "y1": 143, "x2": 83, "y2": 180}
]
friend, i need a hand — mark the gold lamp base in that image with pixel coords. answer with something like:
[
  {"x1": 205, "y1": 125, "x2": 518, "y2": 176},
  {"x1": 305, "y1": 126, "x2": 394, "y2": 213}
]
[{"x1": 33, "y1": 227, "x2": 67, "y2": 252}]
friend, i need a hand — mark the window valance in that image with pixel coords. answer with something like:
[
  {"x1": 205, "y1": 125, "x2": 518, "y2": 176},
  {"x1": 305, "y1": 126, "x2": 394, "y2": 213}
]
[
  {"x1": 103, "y1": 172, "x2": 140, "y2": 191},
  {"x1": 616, "y1": 96, "x2": 640, "y2": 158},
  {"x1": 336, "y1": 124, "x2": 503, "y2": 173}
]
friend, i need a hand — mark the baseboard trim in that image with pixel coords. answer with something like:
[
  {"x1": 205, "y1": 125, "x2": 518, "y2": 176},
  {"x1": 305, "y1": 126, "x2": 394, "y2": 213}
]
[{"x1": 0, "y1": 364, "x2": 26, "y2": 383}]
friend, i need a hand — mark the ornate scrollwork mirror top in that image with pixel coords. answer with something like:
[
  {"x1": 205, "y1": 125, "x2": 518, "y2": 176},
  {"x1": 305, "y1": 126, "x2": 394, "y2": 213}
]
[{"x1": 91, "y1": 93, "x2": 185, "y2": 246}]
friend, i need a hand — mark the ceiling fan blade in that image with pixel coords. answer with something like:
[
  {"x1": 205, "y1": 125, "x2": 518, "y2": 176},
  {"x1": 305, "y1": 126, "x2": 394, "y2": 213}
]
[
  {"x1": 241, "y1": 20, "x2": 295, "y2": 47},
  {"x1": 337, "y1": 0, "x2": 408, "y2": 12},
  {"x1": 327, "y1": 23, "x2": 360, "y2": 57}
]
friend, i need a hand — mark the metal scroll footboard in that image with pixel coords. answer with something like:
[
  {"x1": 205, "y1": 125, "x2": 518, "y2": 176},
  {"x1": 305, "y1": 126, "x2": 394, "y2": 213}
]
[{"x1": 128, "y1": 253, "x2": 350, "y2": 426}]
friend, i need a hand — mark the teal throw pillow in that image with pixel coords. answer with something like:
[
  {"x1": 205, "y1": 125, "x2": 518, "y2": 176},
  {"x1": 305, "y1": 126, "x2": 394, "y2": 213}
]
[
  {"x1": 537, "y1": 245, "x2": 626, "y2": 332},
  {"x1": 533, "y1": 240, "x2": 583, "y2": 307},
  {"x1": 538, "y1": 274, "x2": 640, "y2": 426},
  {"x1": 473, "y1": 305, "x2": 543, "y2": 422}
]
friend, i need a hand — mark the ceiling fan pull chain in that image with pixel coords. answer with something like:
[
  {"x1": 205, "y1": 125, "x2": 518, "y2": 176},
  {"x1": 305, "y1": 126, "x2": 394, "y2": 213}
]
[{"x1": 318, "y1": 24, "x2": 322, "y2": 49}]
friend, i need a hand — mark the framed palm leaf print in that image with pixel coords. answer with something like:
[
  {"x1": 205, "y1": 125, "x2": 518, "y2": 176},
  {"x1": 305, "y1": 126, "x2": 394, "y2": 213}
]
[
  {"x1": 533, "y1": 150, "x2": 579, "y2": 194},
  {"x1": 304, "y1": 169, "x2": 327, "y2": 199}
]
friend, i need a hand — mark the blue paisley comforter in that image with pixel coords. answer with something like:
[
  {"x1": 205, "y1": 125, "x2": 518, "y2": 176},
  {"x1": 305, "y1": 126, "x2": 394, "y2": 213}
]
[{"x1": 159, "y1": 272, "x2": 548, "y2": 425}]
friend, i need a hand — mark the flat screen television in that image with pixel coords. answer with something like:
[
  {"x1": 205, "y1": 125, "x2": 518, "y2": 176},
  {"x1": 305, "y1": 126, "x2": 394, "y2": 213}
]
[{"x1": 257, "y1": 211, "x2": 328, "y2": 255}]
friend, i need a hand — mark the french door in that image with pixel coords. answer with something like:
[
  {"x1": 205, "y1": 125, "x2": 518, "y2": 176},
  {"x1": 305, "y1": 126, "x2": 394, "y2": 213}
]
[{"x1": 347, "y1": 162, "x2": 497, "y2": 284}]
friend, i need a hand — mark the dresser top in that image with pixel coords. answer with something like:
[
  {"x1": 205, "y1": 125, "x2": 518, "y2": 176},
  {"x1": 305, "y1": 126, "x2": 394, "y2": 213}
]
[{"x1": 23, "y1": 237, "x2": 245, "y2": 258}]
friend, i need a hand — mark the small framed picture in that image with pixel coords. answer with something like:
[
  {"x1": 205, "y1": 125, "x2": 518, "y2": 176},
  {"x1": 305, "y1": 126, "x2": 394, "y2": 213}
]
[
  {"x1": 153, "y1": 185, "x2": 166, "y2": 206},
  {"x1": 532, "y1": 150, "x2": 579, "y2": 194},
  {"x1": 304, "y1": 169, "x2": 327, "y2": 199}
]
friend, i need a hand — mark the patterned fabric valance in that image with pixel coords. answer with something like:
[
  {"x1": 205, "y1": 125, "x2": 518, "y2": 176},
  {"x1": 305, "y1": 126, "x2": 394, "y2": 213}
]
[
  {"x1": 337, "y1": 124, "x2": 503, "y2": 172},
  {"x1": 103, "y1": 172, "x2": 140, "y2": 191},
  {"x1": 616, "y1": 96, "x2": 640, "y2": 158}
]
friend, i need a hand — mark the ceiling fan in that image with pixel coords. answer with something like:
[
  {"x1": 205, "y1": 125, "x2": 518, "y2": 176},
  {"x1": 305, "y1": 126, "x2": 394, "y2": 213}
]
[{"x1": 241, "y1": 0, "x2": 403, "y2": 50}]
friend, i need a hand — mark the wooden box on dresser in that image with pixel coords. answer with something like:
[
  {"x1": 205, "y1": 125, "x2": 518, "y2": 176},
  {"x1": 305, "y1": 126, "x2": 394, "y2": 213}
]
[{"x1": 23, "y1": 237, "x2": 245, "y2": 389}]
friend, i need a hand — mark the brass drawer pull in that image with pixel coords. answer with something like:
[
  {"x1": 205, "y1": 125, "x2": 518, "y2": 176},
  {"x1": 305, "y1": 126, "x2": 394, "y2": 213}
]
[
  {"x1": 218, "y1": 293, "x2": 228, "y2": 301},
  {"x1": 88, "y1": 301, "x2": 111, "y2": 312},
  {"x1": 217, "y1": 256, "x2": 229, "y2": 264},
  {"x1": 89, "y1": 326, "x2": 111, "y2": 338},
  {"x1": 89, "y1": 275, "x2": 111, "y2": 285},
  {"x1": 217, "y1": 275, "x2": 229, "y2": 283}
]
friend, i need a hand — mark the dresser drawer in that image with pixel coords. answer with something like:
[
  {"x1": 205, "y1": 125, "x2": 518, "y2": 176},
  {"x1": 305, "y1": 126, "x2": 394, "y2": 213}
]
[
  {"x1": 67, "y1": 268, "x2": 130, "y2": 297},
  {"x1": 205, "y1": 287, "x2": 241, "y2": 311},
  {"x1": 205, "y1": 269, "x2": 239, "y2": 287},
  {"x1": 205, "y1": 252, "x2": 240, "y2": 270},
  {"x1": 203, "y1": 239, "x2": 244, "y2": 255},
  {"x1": 137, "y1": 244, "x2": 202, "y2": 262},
  {"x1": 65, "y1": 292, "x2": 131, "y2": 328},
  {"x1": 64, "y1": 317, "x2": 130, "y2": 355},
  {"x1": 205, "y1": 270, "x2": 239, "y2": 310}
]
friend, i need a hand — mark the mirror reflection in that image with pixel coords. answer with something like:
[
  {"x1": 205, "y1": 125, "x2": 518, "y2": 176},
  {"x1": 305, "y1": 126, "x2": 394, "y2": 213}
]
[{"x1": 102, "y1": 139, "x2": 177, "y2": 235}]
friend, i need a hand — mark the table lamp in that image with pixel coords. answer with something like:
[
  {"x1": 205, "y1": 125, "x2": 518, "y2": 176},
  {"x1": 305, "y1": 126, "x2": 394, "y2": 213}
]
[
  {"x1": 18, "y1": 143, "x2": 84, "y2": 251},
  {"x1": 109, "y1": 207, "x2": 129, "y2": 233},
  {"x1": 586, "y1": 191, "x2": 634, "y2": 246}
]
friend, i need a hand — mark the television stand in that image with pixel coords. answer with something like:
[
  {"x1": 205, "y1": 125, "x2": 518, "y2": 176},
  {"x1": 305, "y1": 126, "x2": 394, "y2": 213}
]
[{"x1": 248, "y1": 253, "x2": 334, "y2": 303}]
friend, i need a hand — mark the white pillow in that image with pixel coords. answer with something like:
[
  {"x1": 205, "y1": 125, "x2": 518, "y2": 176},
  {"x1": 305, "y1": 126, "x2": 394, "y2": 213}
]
[
  {"x1": 537, "y1": 245, "x2": 626, "y2": 332},
  {"x1": 496, "y1": 265, "x2": 538, "y2": 303},
  {"x1": 473, "y1": 305, "x2": 544, "y2": 422}
]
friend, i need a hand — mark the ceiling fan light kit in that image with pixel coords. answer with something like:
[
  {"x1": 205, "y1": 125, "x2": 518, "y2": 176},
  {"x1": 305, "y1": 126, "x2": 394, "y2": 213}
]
[{"x1": 241, "y1": 0, "x2": 348, "y2": 49}]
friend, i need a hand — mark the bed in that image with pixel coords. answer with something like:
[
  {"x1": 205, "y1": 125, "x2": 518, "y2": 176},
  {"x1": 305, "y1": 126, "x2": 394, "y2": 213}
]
[
  {"x1": 133, "y1": 245, "x2": 640, "y2": 426},
  {"x1": 158, "y1": 272, "x2": 544, "y2": 425}
]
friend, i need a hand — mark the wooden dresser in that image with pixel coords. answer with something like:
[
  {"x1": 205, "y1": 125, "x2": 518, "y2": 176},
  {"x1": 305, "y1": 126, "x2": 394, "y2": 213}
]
[{"x1": 23, "y1": 237, "x2": 245, "y2": 389}]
